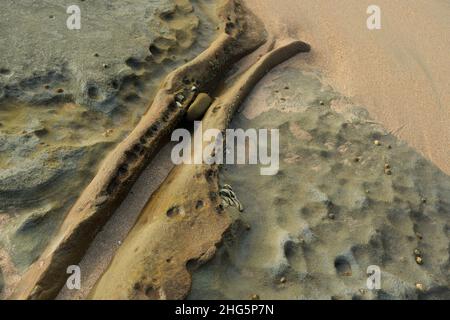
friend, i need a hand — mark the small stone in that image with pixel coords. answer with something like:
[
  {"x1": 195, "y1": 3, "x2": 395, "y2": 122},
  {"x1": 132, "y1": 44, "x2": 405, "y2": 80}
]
[
  {"x1": 56, "y1": 88, "x2": 64, "y2": 93},
  {"x1": 415, "y1": 256, "x2": 423, "y2": 265},
  {"x1": 280, "y1": 277, "x2": 286, "y2": 284},
  {"x1": 245, "y1": 223, "x2": 251, "y2": 231},
  {"x1": 387, "y1": 145, "x2": 392, "y2": 149},
  {"x1": 384, "y1": 168, "x2": 392, "y2": 175},
  {"x1": 319, "y1": 100, "x2": 325, "y2": 105},
  {"x1": 251, "y1": 294, "x2": 260, "y2": 300},
  {"x1": 328, "y1": 213, "x2": 335, "y2": 220},
  {"x1": 191, "y1": 86, "x2": 198, "y2": 92},
  {"x1": 414, "y1": 249, "x2": 421, "y2": 256},
  {"x1": 415, "y1": 283, "x2": 425, "y2": 291},
  {"x1": 421, "y1": 198, "x2": 427, "y2": 204},
  {"x1": 103, "y1": 63, "x2": 109, "y2": 69},
  {"x1": 374, "y1": 140, "x2": 381, "y2": 146},
  {"x1": 186, "y1": 93, "x2": 212, "y2": 121},
  {"x1": 416, "y1": 232, "x2": 423, "y2": 240},
  {"x1": 354, "y1": 156, "x2": 362, "y2": 163},
  {"x1": 384, "y1": 163, "x2": 391, "y2": 169},
  {"x1": 94, "y1": 53, "x2": 99, "y2": 57},
  {"x1": 118, "y1": 240, "x2": 122, "y2": 245},
  {"x1": 359, "y1": 288, "x2": 366, "y2": 295}
]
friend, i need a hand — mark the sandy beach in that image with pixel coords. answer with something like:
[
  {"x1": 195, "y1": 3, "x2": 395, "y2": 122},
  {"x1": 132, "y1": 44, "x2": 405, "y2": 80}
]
[{"x1": 244, "y1": 0, "x2": 450, "y2": 175}]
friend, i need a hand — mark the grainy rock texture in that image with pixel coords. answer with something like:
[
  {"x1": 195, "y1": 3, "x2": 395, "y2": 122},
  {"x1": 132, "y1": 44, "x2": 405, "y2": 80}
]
[
  {"x1": 0, "y1": 101, "x2": 115, "y2": 271},
  {"x1": 0, "y1": 0, "x2": 216, "y2": 110},
  {"x1": 89, "y1": 40, "x2": 310, "y2": 300},
  {"x1": 0, "y1": 0, "x2": 218, "y2": 299},
  {"x1": 189, "y1": 67, "x2": 450, "y2": 300}
]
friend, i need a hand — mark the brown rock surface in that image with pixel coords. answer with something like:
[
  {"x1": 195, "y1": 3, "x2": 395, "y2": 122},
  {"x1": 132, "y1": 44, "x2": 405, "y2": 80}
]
[
  {"x1": 90, "y1": 39, "x2": 310, "y2": 299},
  {"x1": 11, "y1": 0, "x2": 266, "y2": 300}
]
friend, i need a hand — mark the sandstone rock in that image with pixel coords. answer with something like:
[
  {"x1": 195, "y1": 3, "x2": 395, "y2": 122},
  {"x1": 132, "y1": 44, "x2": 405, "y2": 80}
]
[{"x1": 186, "y1": 93, "x2": 213, "y2": 121}]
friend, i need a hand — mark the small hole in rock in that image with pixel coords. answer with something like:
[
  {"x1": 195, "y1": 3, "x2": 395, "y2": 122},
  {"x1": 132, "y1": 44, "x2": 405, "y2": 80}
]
[
  {"x1": 125, "y1": 57, "x2": 142, "y2": 70},
  {"x1": 195, "y1": 200, "x2": 204, "y2": 209},
  {"x1": 167, "y1": 206, "x2": 181, "y2": 218},
  {"x1": 149, "y1": 44, "x2": 162, "y2": 56},
  {"x1": 87, "y1": 86, "x2": 99, "y2": 99},
  {"x1": 334, "y1": 256, "x2": 352, "y2": 276},
  {"x1": 0, "y1": 68, "x2": 11, "y2": 75}
]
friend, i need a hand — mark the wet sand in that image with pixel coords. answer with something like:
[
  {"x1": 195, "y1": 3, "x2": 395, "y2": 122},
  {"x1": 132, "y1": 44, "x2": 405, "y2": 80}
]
[{"x1": 243, "y1": 0, "x2": 450, "y2": 175}]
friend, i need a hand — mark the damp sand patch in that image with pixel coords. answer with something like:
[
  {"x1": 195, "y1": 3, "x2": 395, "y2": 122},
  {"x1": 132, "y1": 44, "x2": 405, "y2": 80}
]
[
  {"x1": 0, "y1": 0, "x2": 219, "y2": 298},
  {"x1": 189, "y1": 67, "x2": 450, "y2": 300}
]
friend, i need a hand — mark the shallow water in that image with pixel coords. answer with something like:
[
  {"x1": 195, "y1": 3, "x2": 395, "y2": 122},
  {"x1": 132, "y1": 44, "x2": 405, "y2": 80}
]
[{"x1": 189, "y1": 67, "x2": 450, "y2": 300}]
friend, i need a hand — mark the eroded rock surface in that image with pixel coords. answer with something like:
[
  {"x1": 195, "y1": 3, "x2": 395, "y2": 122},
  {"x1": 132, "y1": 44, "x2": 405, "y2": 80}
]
[
  {"x1": 0, "y1": 0, "x2": 219, "y2": 298},
  {"x1": 0, "y1": 0, "x2": 216, "y2": 110},
  {"x1": 8, "y1": 0, "x2": 272, "y2": 300},
  {"x1": 189, "y1": 67, "x2": 450, "y2": 300}
]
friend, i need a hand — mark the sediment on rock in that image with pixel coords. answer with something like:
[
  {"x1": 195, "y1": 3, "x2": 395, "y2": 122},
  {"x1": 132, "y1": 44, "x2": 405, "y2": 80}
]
[
  {"x1": 11, "y1": 0, "x2": 267, "y2": 300},
  {"x1": 89, "y1": 39, "x2": 310, "y2": 300}
]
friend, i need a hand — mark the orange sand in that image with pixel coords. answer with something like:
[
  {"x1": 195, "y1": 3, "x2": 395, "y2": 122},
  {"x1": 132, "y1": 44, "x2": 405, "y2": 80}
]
[{"x1": 244, "y1": 0, "x2": 450, "y2": 174}]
